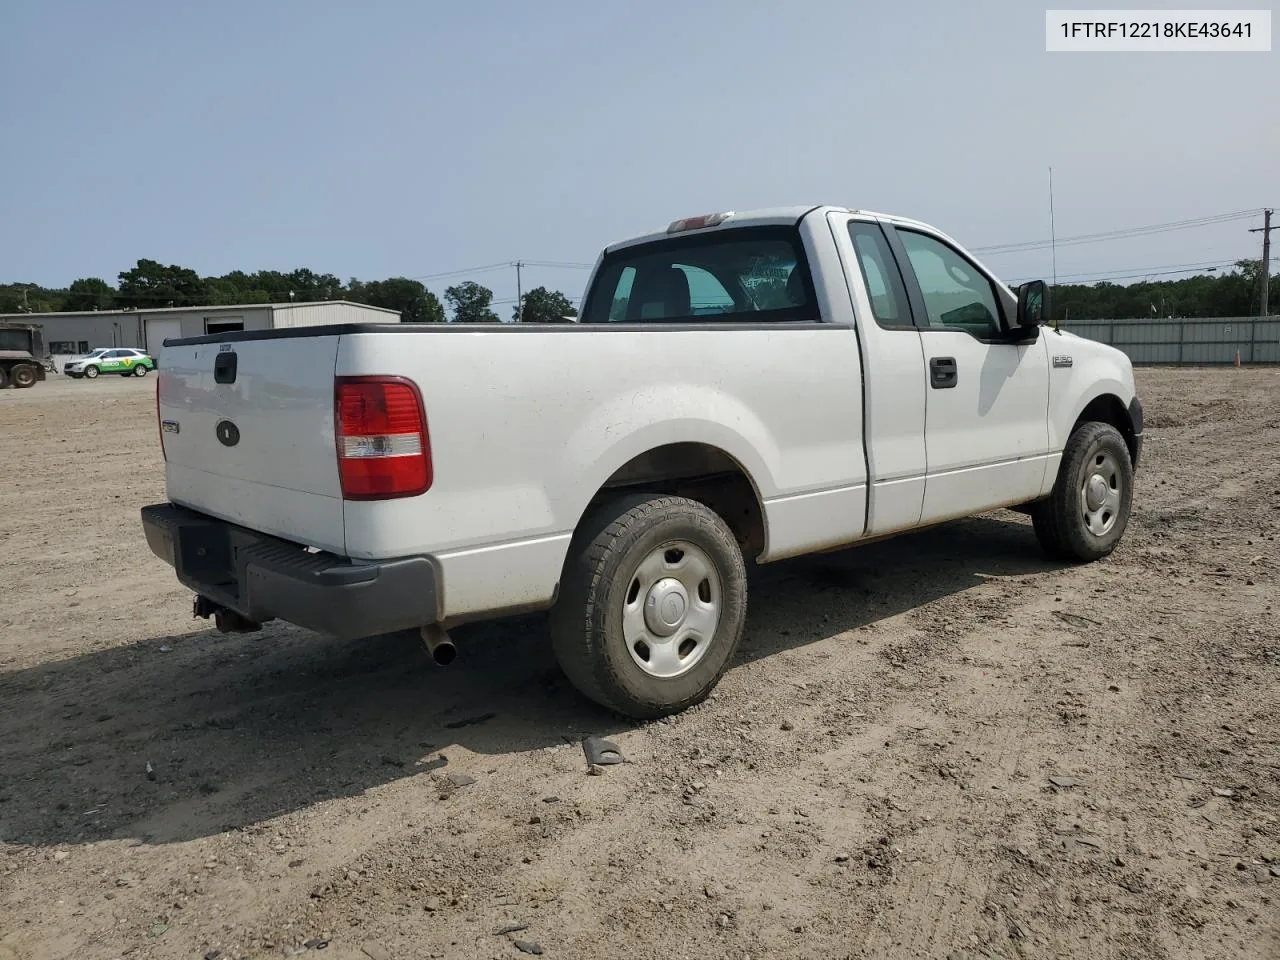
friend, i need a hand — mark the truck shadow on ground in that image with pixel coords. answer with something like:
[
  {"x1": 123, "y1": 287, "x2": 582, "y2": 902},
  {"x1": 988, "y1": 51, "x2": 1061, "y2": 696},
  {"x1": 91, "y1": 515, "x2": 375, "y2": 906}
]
[{"x1": 0, "y1": 513, "x2": 1064, "y2": 848}]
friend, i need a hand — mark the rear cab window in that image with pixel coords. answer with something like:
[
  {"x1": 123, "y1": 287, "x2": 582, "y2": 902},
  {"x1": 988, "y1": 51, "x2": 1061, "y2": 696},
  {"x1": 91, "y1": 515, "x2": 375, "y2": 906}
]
[{"x1": 581, "y1": 226, "x2": 819, "y2": 324}]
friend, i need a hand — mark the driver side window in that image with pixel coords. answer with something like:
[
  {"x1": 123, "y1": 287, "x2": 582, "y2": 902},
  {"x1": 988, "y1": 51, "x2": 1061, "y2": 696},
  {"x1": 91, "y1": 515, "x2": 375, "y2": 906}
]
[{"x1": 898, "y1": 230, "x2": 1002, "y2": 338}]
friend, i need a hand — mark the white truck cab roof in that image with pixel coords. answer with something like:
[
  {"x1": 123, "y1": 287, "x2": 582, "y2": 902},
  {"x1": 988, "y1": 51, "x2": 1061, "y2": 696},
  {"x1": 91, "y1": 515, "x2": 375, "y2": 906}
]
[
  {"x1": 606, "y1": 204, "x2": 964, "y2": 249},
  {"x1": 601, "y1": 205, "x2": 1013, "y2": 297}
]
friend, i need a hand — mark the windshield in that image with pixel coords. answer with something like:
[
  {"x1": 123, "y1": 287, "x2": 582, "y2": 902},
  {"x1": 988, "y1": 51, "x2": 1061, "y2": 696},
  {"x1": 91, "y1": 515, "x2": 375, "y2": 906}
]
[{"x1": 580, "y1": 225, "x2": 818, "y2": 324}]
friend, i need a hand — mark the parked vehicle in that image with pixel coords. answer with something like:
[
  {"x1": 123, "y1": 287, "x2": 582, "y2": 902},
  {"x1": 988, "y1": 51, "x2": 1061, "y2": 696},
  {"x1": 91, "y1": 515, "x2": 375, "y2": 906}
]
[
  {"x1": 0, "y1": 323, "x2": 51, "y2": 389},
  {"x1": 64, "y1": 347, "x2": 156, "y2": 379},
  {"x1": 140, "y1": 205, "x2": 1144, "y2": 718}
]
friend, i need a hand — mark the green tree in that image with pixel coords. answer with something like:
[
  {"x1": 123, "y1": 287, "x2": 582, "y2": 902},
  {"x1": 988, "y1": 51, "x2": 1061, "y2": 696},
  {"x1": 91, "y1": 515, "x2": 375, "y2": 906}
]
[
  {"x1": 1, "y1": 283, "x2": 57, "y2": 313},
  {"x1": 444, "y1": 281, "x2": 499, "y2": 323},
  {"x1": 350, "y1": 277, "x2": 445, "y2": 322},
  {"x1": 513, "y1": 286, "x2": 577, "y2": 323},
  {"x1": 1047, "y1": 259, "x2": 1266, "y2": 322},
  {"x1": 63, "y1": 277, "x2": 116, "y2": 311},
  {"x1": 116, "y1": 259, "x2": 208, "y2": 309},
  {"x1": 286, "y1": 268, "x2": 344, "y2": 302}
]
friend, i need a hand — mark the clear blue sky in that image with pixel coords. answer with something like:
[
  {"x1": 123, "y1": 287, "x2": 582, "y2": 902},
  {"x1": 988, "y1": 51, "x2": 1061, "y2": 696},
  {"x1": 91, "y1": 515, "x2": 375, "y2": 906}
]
[{"x1": 2, "y1": 0, "x2": 1276, "y2": 309}]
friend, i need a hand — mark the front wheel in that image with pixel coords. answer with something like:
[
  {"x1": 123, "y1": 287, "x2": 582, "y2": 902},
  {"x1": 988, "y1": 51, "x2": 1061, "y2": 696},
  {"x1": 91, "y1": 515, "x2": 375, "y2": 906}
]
[
  {"x1": 549, "y1": 494, "x2": 748, "y2": 720},
  {"x1": 1031, "y1": 421, "x2": 1134, "y2": 561},
  {"x1": 133, "y1": 364, "x2": 150, "y2": 377},
  {"x1": 84, "y1": 365, "x2": 99, "y2": 379}
]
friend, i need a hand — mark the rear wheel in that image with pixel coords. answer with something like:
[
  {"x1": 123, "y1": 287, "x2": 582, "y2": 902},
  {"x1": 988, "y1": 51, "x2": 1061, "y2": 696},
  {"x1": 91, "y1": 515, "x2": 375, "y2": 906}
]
[
  {"x1": 9, "y1": 364, "x2": 37, "y2": 389},
  {"x1": 550, "y1": 494, "x2": 748, "y2": 719},
  {"x1": 133, "y1": 364, "x2": 149, "y2": 377},
  {"x1": 1031, "y1": 421, "x2": 1133, "y2": 561},
  {"x1": 84, "y1": 365, "x2": 99, "y2": 379}
]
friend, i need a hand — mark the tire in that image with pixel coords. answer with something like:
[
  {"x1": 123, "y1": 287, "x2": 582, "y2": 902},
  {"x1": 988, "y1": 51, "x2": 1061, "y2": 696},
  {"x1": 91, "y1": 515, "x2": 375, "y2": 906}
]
[
  {"x1": 549, "y1": 494, "x2": 748, "y2": 720},
  {"x1": 133, "y1": 364, "x2": 149, "y2": 377},
  {"x1": 84, "y1": 365, "x2": 99, "y2": 379},
  {"x1": 1031, "y1": 421, "x2": 1133, "y2": 562},
  {"x1": 9, "y1": 364, "x2": 37, "y2": 389}
]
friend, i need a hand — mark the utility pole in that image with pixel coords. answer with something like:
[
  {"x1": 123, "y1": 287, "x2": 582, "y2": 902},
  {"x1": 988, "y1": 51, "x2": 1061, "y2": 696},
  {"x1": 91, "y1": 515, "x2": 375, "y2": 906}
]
[
  {"x1": 1249, "y1": 208, "x2": 1273, "y2": 317},
  {"x1": 514, "y1": 261, "x2": 524, "y2": 322}
]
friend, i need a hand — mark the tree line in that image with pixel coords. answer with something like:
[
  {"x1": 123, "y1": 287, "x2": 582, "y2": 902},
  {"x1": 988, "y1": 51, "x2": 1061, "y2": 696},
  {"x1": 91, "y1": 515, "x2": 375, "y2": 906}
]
[
  {"x1": 1, "y1": 257, "x2": 1268, "y2": 324},
  {"x1": 0, "y1": 260, "x2": 578, "y2": 324},
  {"x1": 1046, "y1": 258, "x2": 1268, "y2": 321}
]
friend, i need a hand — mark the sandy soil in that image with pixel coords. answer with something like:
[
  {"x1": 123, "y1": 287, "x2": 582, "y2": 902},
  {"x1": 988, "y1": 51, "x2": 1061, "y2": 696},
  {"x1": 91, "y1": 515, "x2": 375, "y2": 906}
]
[{"x1": 1, "y1": 369, "x2": 1278, "y2": 960}]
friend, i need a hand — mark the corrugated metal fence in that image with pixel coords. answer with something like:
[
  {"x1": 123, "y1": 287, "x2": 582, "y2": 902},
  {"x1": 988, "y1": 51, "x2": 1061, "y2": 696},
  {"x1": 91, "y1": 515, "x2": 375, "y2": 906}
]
[{"x1": 1060, "y1": 316, "x2": 1280, "y2": 364}]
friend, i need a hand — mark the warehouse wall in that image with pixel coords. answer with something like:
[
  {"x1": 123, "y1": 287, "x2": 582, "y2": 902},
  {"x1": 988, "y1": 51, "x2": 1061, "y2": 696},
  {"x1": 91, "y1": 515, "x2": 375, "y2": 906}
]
[
  {"x1": 6, "y1": 302, "x2": 398, "y2": 359},
  {"x1": 156, "y1": 307, "x2": 274, "y2": 340},
  {"x1": 33, "y1": 314, "x2": 145, "y2": 354},
  {"x1": 270, "y1": 302, "x2": 399, "y2": 327},
  {"x1": 1061, "y1": 316, "x2": 1280, "y2": 364}
]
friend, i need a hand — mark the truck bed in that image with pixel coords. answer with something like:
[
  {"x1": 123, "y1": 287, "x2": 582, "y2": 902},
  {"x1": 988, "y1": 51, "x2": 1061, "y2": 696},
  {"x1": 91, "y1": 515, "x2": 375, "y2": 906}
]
[{"x1": 157, "y1": 321, "x2": 870, "y2": 620}]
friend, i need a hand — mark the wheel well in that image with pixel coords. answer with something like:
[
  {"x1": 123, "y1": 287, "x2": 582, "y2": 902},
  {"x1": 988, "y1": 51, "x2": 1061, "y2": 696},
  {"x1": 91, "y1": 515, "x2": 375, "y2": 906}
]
[
  {"x1": 1075, "y1": 394, "x2": 1137, "y2": 463},
  {"x1": 586, "y1": 443, "x2": 766, "y2": 559}
]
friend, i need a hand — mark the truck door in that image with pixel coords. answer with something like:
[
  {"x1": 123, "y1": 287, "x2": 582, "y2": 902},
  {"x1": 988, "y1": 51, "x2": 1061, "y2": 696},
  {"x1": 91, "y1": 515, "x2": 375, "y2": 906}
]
[
  {"x1": 887, "y1": 225, "x2": 1051, "y2": 524},
  {"x1": 830, "y1": 215, "x2": 928, "y2": 535}
]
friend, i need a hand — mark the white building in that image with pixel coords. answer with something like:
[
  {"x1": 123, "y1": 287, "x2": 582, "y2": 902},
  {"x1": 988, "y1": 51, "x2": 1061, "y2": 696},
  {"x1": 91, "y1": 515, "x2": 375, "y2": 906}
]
[{"x1": 0, "y1": 301, "x2": 400, "y2": 368}]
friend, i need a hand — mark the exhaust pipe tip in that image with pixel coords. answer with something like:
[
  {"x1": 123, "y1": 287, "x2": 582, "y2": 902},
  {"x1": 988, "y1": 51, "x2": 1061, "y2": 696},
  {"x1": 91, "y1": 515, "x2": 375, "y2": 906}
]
[{"x1": 419, "y1": 624, "x2": 456, "y2": 666}]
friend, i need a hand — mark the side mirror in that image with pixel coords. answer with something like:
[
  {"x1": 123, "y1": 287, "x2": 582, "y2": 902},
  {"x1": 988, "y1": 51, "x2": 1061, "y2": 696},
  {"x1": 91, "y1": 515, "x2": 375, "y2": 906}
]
[{"x1": 1016, "y1": 280, "x2": 1049, "y2": 328}]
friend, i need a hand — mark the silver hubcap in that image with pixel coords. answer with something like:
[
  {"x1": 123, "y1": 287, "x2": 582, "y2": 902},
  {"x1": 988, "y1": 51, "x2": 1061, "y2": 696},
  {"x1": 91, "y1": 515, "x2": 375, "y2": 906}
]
[
  {"x1": 623, "y1": 540, "x2": 721, "y2": 679},
  {"x1": 1080, "y1": 450, "x2": 1122, "y2": 537}
]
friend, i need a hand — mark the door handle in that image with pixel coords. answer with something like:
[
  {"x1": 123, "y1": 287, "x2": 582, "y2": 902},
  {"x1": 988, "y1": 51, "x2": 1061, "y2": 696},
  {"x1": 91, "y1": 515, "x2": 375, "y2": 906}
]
[{"x1": 929, "y1": 356, "x2": 957, "y2": 389}]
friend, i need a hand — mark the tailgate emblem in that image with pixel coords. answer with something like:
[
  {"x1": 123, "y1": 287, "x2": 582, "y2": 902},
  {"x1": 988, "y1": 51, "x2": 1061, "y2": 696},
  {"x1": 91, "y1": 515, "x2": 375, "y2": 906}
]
[
  {"x1": 215, "y1": 419, "x2": 240, "y2": 447},
  {"x1": 161, "y1": 420, "x2": 180, "y2": 434}
]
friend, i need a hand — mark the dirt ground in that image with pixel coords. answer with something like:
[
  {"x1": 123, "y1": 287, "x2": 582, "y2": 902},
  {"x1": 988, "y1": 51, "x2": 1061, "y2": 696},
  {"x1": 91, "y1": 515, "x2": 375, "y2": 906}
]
[{"x1": 1, "y1": 368, "x2": 1278, "y2": 960}]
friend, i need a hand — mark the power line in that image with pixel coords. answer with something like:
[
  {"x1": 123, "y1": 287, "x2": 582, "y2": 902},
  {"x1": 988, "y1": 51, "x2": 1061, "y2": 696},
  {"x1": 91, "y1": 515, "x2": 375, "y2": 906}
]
[
  {"x1": 975, "y1": 209, "x2": 1263, "y2": 256},
  {"x1": 1009, "y1": 255, "x2": 1277, "y2": 286},
  {"x1": 492, "y1": 292, "x2": 586, "y2": 306},
  {"x1": 407, "y1": 261, "x2": 512, "y2": 282},
  {"x1": 406, "y1": 259, "x2": 593, "y2": 283}
]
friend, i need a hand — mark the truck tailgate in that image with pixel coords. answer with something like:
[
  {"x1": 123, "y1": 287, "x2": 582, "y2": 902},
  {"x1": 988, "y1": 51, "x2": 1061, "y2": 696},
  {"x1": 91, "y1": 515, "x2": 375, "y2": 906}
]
[{"x1": 158, "y1": 335, "x2": 346, "y2": 554}]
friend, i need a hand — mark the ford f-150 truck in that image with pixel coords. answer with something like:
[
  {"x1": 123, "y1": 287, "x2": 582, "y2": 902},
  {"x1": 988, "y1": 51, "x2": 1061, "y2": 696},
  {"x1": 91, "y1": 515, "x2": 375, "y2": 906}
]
[{"x1": 140, "y1": 205, "x2": 1143, "y2": 719}]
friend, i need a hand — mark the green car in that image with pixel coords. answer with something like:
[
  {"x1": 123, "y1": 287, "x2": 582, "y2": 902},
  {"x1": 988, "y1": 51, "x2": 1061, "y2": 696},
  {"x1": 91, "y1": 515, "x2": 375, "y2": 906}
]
[{"x1": 63, "y1": 347, "x2": 157, "y2": 379}]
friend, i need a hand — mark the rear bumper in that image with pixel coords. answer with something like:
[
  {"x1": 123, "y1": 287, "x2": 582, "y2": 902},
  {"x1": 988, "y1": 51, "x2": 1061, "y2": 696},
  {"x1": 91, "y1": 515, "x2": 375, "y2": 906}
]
[{"x1": 140, "y1": 503, "x2": 440, "y2": 639}]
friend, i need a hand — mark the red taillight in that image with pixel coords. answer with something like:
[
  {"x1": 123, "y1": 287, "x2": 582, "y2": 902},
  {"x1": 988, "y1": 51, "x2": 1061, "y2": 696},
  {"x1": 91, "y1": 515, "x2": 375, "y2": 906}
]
[{"x1": 335, "y1": 376, "x2": 431, "y2": 500}]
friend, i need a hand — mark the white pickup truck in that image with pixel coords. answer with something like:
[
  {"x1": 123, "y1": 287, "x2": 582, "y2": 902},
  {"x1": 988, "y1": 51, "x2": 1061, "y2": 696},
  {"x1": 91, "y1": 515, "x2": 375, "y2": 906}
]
[{"x1": 141, "y1": 205, "x2": 1143, "y2": 719}]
